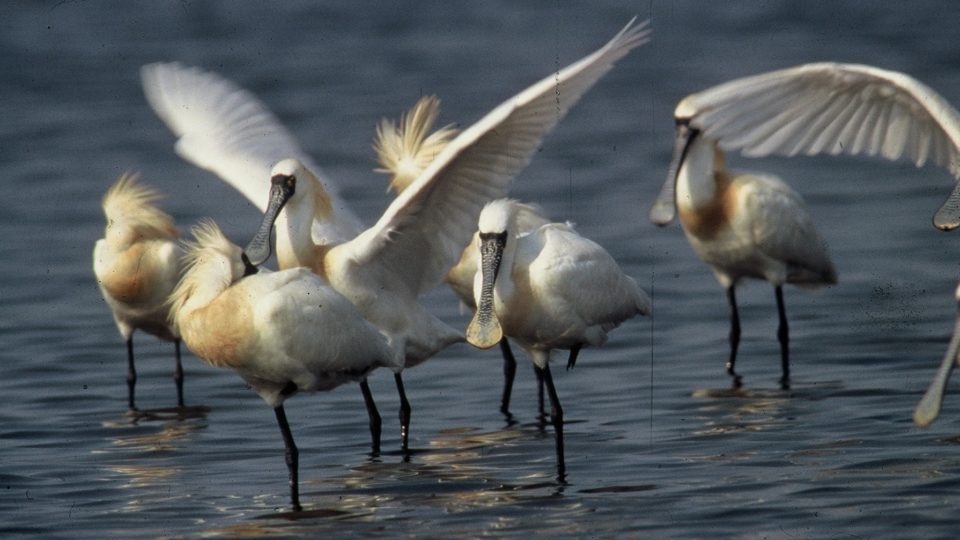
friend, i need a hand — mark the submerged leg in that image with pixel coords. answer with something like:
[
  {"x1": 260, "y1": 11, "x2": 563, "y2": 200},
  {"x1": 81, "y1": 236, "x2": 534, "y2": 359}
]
[
  {"x1": 173, "y1": 339, "x2": 185, "y2": 408},
  {"x1": 499, "y1": 338, "x2": 517, "y2": 416},
  {"x1": 536, "y1": 363, "x2": 565, "y2": 480},
  {"x1": 395, "y1": 373, "x2": 411, "y2": 452},
  {"x1": 359, "y1": 379, "x2": 382, "y2": 454},
  {"x1": 775, "y1": 285, "x2": 790, "y2": 389},
  {"x1": 273, "y1": 404, "x2": 301, "y2": 512},
  {"x1": 725, "y1": 285, "x2": 743, "y2": 388},
  {"x1": 126, "y1": 337, "x2": 137, "y2": 411}
]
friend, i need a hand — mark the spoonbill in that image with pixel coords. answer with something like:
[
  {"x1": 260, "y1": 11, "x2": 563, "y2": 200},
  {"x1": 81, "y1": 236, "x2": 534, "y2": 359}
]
[
  {"x1": 169, "y1": 221, "x2": 398, "y2": 512},
  {"x1": 373, "y1": 96, "x2": 551, "y2": 417},
  {"x1": 649, "y1": 62, "x2": 960, "y2": 387},
  {"x1": 143, "y1": 19, "x2": 651, "y2": 450},
  {"x1": 914, "y1": 283, "x2": 960, "y2": 428},
  {"x1": 465, "y1": 199, "x2": 651, "y2": 477},
  {"x1": 93, "y1": 173, "x2": 185, "y2": 411},
  {"x1": 447, "y1": 210, "x2": 552, "y2": 418}
]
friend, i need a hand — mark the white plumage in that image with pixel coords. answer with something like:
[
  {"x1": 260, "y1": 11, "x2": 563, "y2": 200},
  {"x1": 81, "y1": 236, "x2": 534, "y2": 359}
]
[
  {"x1": 466, "y1": 199, "x2": 650, "y2": 477},
  {"x1": 143, "y1": 18, "x2": 650, "y2": 449},
  {"x1": 375, "y1": 96, "x2": 554, "y2": 416},
  {"x1": 170, "y1": 221, "x2": 396, "y2": 511},
  {"x1": 652, "y1": 64, "x2": 960, "y2": 388},
  {"x1": 653, "y1": 62, "x2": 960, "y2": 230},
  {"x1": 93, "y1": 173, "x2": 186, "y2": 411},
  {"x1": 140, "y1": 62, "x2": 363, "y2": 246}
]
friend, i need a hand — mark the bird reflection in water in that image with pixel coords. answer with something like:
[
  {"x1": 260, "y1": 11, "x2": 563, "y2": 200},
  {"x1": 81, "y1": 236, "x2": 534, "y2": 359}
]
[
  {"x1": 689, "y1": 386, "x2": 795, "y2": 437},
  {"x1": 93, "y1": 407, "x2": 209, "y2": 511},
  {"x1": 244, "y1": 426, "x2": 567, "y2": 522}
]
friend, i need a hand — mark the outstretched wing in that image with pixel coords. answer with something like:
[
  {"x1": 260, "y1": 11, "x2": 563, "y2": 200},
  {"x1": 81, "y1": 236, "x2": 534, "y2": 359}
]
[
  {"x1": 337, "y1": 18, "x2": 651, "y2": 297},
  {"x1": 678, "y1": 63, "x2": 960, "y2": 229},
  {"x1": 680, "y1": 62, "x2": 960, "y2": 170},
  {"x1": 141, "y1": 62, "x2": 363, "y2": 241}
]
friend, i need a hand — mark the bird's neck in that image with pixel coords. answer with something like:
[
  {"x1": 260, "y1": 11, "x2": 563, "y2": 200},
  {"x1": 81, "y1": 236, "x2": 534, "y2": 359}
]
[
  {"x1": 274, "y1": 192, "x2": 329, "y2": 272},
  {"x1": 493, "y1": 232, "x2": 519, "y2": 306},
  {"x1": 174, "y1": 254, "x2": 237, "y2": 326}
]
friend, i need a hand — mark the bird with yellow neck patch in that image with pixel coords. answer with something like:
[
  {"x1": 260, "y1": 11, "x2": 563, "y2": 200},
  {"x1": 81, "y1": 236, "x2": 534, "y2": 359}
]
[
  {"x1": 170, "y1": 221, "x2": 398, "y2": 512},
  {"x1": 143, "y1": 18, "x2": 651, "y2": 451},
  {"x1": 93, "y1": 172, "x2": 186, "y2": 411},
  {"x1": 649, "y1": 62, "x2": 960, "y2": 389}
]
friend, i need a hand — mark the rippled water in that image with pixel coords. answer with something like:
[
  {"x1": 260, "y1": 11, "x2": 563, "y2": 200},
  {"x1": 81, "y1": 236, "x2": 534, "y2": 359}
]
[{"x1": 4, "y1": 1, "x2": 960, "y2": 537}]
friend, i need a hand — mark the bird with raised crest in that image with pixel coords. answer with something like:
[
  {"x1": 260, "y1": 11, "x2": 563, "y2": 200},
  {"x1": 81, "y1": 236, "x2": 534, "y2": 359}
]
[
  {"x1": 169, "y1": 221, "x2": 398, "y2": 512},
  {"x1": 93, "y1": 173, "x2": 186, "y2": 411}
]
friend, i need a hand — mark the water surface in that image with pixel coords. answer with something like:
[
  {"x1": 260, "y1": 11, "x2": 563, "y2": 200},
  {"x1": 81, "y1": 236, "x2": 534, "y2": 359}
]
[{"x1": 3, "y1": 1, "x2": 960, "y2": 537}]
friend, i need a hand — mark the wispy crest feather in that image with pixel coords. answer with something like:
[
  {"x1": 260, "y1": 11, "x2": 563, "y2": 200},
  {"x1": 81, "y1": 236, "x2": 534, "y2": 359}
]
[
  {"x1": 102, "y1": 172, "x2": 178, "y2": 240},
  {"x1": 168, "y1": 220, "x2": 241, "y2": 328},
  {"x1": 374, "y1": 95, "x2": 459, "y2": 193}
]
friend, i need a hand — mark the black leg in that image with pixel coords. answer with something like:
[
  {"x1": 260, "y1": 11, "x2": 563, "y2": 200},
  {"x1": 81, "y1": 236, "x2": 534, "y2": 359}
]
[
  {"x1": 535, "y1": 364, "x2": 546, "y2": 420},
  {"x1": 274, "y1": 405, "x2": 301, "y2": 512},
  {"x1": 394, "y1": 373, "x2": 411, "y2": 452},
  {"x1": 173, "y1": 339, "x2": 185, "y2": 408},
  {"x1": 359, "y1": 379, "x2": 382, "y2": 454},
  {"x1": 499, "y1": 339, "x2": 517, "y2": 416},
  {"x1": 566, "y1": 344, "x2": 582, "y2": 371},
  {"x1": 126, "y1": 337, "x2": 137, "y2": 411},
  {"x1": 537, "y1": 363, "x2": 565, "y2": 480},
  {"x1": 725, "y1": 285, "x2": 743, "y2": 388},
  {"x1": 775, "y1": 285, "x2": 790, "y2": 389}
]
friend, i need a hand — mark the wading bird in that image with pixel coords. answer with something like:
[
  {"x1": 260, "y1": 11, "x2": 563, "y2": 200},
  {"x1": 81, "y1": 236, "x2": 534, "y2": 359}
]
[
  {"x1": 170, "y1": 221, "x2": 398, "y2": 512},
  {"x1": 649, "y1": 62, "x2": 960, "y2": 387},
  {"x1": 466, "y1": 199, "x2": 650, "y2": 477},
  {"x1": 143, "y1": 19, "x2": 650, "y2": 450},
  {"x1": 914, "y1": 283, "x2": 960, "y2": 428},
  {"x1": 374, "y1": 96, "x2": 551, "y2": 418},
  {"x1": 93, "y1": 173, "x2": 185, "y2": 411}
]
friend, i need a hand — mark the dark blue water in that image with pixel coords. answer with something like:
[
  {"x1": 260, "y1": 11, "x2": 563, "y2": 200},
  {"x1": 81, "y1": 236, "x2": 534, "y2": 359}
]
[{"x1": 4, "y1": 1, "x2": 960, "y2": 537}]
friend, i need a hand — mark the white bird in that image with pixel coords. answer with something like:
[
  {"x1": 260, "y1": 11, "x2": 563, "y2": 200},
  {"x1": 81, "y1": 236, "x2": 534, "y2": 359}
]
[
  {"x1": 914, "y1": 283, "x2": 960, "y2": 428},
  {"x1": 447, "y1": 208, "x2": 552, "y2": 418},
  {"x1": 465, "y1": 199, "x2": 651, "y2": 477},
  {"x1": 648, "y1": 61, "x2": 960, "y2": 387},
  {"x1": 650, "y1": 62, "x2": 960, "y2": 231},
  {"x1": 169, "y1": 221, "x2": 398, "y2": 512},
  {"x1": 93, "y1": 173, "x2": 185, "y2": 411},
  {"x1": 143, "y1": 19, "x2": 650, "y2": 450},
  {"x1": 374, "y1": 96, "x2": 551, "y2": 418}
]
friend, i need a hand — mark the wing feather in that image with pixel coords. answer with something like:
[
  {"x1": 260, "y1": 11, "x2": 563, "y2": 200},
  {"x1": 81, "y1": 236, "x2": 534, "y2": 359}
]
[
  {"x1": 743, "y1": 178, "x2": 835, "y2": 283},
  {"x1": 141, "y1": 62, "x2": 363, "y2": 242},
  {"x1": 679, "y1": 63, "x2": 960, "y2": 178},
  {"x1": 534, "y1": 224, "x2": 651, "y2": 328},
  {"x1": 337, "y1": 19, "x2": 650, "y2": 296}
]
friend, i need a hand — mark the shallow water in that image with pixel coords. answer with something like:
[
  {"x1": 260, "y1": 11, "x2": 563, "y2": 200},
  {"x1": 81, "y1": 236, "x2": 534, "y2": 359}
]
[{"x1": 4, "y1": 1, "x2": 960, "y2": 537}]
